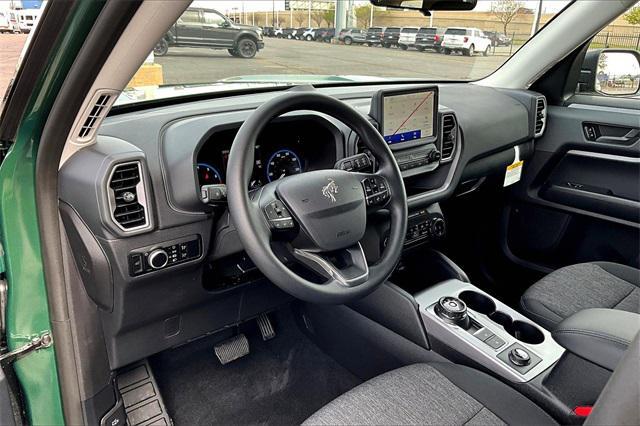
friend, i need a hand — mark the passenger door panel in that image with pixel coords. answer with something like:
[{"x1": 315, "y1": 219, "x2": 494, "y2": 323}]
[{"x1": 504, "y1": 103, "x2": 640, "y2": 272}]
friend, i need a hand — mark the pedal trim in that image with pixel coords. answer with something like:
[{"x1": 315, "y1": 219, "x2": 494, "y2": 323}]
[
  {"x1": 257, "y1": 313, "x2": 276, "y2": 341},
  {"x1": 214, "y1": 333, "x2": 250, "y2": 365}
]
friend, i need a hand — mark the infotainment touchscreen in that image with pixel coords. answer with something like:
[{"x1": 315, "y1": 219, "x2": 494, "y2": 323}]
[{"x1": 382, "y1": 90, "x2": 436, "y2": 145}]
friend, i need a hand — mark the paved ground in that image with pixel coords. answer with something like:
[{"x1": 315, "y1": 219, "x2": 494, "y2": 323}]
[
  {"x1": 0, "y1": 34, "x2": 511, "y2": 98},
  {"x1": 157, "y1": 37, "x2": 510, "y2": 85},
  {"x1": 0, "y1": 34, "x2": 28, "y2": 100}
]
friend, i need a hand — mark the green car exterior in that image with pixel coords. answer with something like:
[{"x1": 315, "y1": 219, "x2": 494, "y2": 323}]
[{"x1": 0, "y1": 2, "x2": 107, "y2": 424}]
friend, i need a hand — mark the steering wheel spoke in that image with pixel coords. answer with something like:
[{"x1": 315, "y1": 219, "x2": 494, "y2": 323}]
[
  {"x1": 292, "y1": 243, "x2": 369, "y2": 287},
  {"x1": 352, "y1": 172, "x2": 391, "y2": 211}
]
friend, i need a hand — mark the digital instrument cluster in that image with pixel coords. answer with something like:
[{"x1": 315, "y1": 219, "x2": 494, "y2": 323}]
[
  {"x1": 197, "y1": 145, "x2": 305, "y2": 189},
  {"x1": 195, "y1": 118, "x2": 338, "y2": 190}
]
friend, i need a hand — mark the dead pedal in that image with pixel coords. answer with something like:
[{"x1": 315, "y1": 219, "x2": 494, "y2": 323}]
[
  {"x1": 116, "y1": 360, "x2": 172, "y2": 426},
  {"x1": 257, "y1": 313, "x2": 276, "y2": 341},
  {"x1": 214, "y1": 333, "x2": 249, "y2": 365}
]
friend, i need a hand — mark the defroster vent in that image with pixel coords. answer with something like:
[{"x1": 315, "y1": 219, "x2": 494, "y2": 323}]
[{"x1": 108, "y1": 162, "x2": 149, "y2": 231}]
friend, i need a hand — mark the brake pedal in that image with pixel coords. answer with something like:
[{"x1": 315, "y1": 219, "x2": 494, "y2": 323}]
[
  {"x1": 257, "y1": 313, "x2": 276, "y2": 341},
  {"x1": 214, "y1": 333, "x2": 249, "y2": 365}
]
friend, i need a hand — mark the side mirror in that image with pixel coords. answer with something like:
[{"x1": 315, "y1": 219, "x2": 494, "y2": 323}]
[{"x1": 580, "y1": 49, "x2": 640, "y2": 96}]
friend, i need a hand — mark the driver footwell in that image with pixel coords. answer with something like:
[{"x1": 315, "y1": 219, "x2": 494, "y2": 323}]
[{"x1": 148, "y1": 307, "x2": 361, "y2": 425}]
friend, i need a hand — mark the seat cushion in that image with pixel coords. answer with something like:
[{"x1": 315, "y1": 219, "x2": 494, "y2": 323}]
[
  {"x1": 303, "y1": 363, "x2": 556, "y2": 425},
  {"x1": 521, "y1": 262, "x2": 640, "y2": 330}
]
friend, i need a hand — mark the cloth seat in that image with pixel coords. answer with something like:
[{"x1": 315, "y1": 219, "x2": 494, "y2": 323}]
[
  {"x1": 520, "y1": 262, "x2": 640, "y2": 330},
  {"x1": 303, "y1": 363, "x2": 556, "y2": 425}
]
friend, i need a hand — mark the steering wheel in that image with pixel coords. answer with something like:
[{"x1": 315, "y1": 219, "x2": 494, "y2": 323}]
[{"x1": 227, "y1": 91, "x2": 407, "y2": 304}]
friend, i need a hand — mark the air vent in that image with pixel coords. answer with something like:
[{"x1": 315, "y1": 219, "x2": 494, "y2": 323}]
[
  {"x1": 534, "y1": 96, "x2": 547, "y2": 137},
  {"x1": 108, "y1": 162, "x2": 149, "y2": 232},
  {"x1": 73, "y1": 90, "x2": 117, "y2": 144},
  {"x1": 440, "y1": 114, "x2": 457, "y2": 162}
]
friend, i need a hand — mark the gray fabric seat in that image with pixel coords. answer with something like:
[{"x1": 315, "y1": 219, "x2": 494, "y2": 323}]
[
  {"x1": 521, "y1": 262, "x2": 640, "y2": 330},
  {"x1": 303, "y1": 363, "x2": 556, "y2": 425}
]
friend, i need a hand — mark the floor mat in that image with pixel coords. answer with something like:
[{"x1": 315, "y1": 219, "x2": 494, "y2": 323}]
[{"x1": 149, "y1": 308, "x2": 361, "y2": 426}]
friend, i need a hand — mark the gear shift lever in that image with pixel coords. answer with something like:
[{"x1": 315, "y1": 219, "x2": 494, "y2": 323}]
[{"x1": 435, "y1": 296, "x2": 471, "y2": 329}]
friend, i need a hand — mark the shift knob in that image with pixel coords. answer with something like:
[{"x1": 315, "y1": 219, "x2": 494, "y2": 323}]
[{"x1": 435, "y1": 296, "x2": 470, "y2": 329}]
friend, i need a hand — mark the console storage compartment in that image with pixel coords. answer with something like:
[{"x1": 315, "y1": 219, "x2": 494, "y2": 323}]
[{"x1": 552, "y1": 308, "x2": 640, "y2": 371}]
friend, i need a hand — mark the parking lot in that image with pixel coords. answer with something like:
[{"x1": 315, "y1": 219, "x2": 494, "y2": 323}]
[
  {"x1": 156, "y1": 37, "x2": 511, "y2": 85},
  {"x1": 0, "y1": 34, "x2": 28, "y2": 99},
  {"x1": 0, "y1": 34, "x2": 512, "y2": 98}
]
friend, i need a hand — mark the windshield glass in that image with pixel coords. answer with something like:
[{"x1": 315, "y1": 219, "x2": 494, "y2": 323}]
[{"x1": 117, "y1": 0, "x2": 575, "y2": 105}]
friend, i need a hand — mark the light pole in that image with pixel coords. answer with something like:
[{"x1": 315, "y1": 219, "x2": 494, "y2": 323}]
[
  {"x1": 531, "y1": 0, "x2": 543, "y2": 37},
  {"x1": 370, "y1": 4, "x2": 374, "y2": 27},
  {"x1": 308, "y1": 0, "x2": 312, "y2": 27}
]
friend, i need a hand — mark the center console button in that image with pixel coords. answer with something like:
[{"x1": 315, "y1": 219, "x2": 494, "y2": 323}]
[
  {"x1": 508, "y1": 348, "x2": 531, "y2": 366},
  {"x1": 473, "y1": 328, "x2": 494, "y2": 342},
  {"x1": 484, "y1": 334, "x2": 506, "y2": 350}
]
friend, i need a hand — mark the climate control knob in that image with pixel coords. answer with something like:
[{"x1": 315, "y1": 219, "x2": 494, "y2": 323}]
[{"x1": 148, "y1": 249, "x2": 169, "y2": 270}]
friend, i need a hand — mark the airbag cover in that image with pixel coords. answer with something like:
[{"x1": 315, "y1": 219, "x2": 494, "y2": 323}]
[{"x1": 276, "y1": 170, "x2": 366, "y2": 251}]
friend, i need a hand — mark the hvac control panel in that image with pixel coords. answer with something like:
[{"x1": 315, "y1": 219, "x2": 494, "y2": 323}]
[
  {"x1": 405, "y1": 208, "x2": 446, "y2": 246},
  {"x1": 129, "y1": 235, "x2": 201, "y2": 276}
]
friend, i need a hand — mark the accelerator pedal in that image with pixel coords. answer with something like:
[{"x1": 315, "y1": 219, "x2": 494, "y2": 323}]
[
  {"x1": 214, "y1": 333, "x2": 249, "y2": 365},
  {"x1": 257, "y1": 313, "x2": 276, "y2": 341}
]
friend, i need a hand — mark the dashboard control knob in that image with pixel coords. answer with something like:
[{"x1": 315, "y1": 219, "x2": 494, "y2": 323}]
[
  {"x1": 430, "y1": 218, "x2": 446, "y2": 238},
  {"x1": 428, "y1": 150, "x2": 442, "y2": 163},
  {"x1": 148, "y1": 249, "x2": 169, "y2": 270},
  {"x1": 434, "y1": 296, "x2": 470, "y2": 329},
  {"x1": 508, "y1": 348, "x2": 531, "y2": 366}
]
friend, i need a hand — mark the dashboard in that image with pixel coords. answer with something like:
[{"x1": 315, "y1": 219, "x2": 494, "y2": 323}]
[{"x1": 57, "y1": 83, "x2": 545, "y2": 369}]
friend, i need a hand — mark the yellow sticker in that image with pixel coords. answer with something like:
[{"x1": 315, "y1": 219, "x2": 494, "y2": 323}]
[{"x1": 504, "y1": 160, "x2": 524, "y2": 187}]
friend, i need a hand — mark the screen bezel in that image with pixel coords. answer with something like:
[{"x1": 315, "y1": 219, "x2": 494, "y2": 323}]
[{"x1": 371, "y1": 86, "x2": 439, "y2": 151}]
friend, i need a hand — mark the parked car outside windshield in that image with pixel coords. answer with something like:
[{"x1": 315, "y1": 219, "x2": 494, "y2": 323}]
[{"x1": 98, "y1": 0, "x2": 626, "y2": 106}]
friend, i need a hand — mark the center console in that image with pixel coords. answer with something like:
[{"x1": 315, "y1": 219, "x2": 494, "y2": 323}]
[{"x1": 414, "y1": 279, "x2": 565, "y2": 383}]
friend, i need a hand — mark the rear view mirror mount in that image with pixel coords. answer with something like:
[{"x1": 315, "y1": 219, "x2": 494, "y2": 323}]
[{"x1": 370, "y1": 0, "x2": 477, "y2": 16}]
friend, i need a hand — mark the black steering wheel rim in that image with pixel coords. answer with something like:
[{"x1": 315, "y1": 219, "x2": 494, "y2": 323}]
[{"x1": 227, "y1": 91, "x2": 407, "y2": 304}]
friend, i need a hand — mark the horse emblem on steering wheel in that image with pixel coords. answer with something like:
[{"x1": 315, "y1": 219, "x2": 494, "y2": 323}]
[{"x1": 322, "y1": 178, "x2": 339, "y2": 203}]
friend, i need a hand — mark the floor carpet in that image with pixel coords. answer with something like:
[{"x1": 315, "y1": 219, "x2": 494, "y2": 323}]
[{"x1": 149, "y1": 308, "x2": 361, "y2": 425}]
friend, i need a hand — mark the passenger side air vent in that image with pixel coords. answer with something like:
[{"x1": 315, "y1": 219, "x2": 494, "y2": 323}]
[
  {"x1": 440, "y1": 114, "x2": 457, "y2": 162},
  {"x1": 73, "y1": 90, "x2": 117, "y2": 144},
  {"x1": 534, "y1": 96, "x2": 547, "y2": 137},
  {"x1": 108, "y1": 162, "x2": 149, "y2": 232}
]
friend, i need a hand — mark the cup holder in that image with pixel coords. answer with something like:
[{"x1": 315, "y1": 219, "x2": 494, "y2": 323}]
[
  {"x1": 488, "y1": 311, "x2": 512, "y2": 328},
  {"x1": 458, "y1": 290, "x2": 496, "y2": 315},
  {"x1": 505, "y1": 321, "x2": 545, "y2": 345},
  {"x1": 458, "y1": 290, "x2": 545, "y2": 345}
]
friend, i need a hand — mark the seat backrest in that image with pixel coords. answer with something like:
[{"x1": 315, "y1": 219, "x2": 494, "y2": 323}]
[{"x1": 586, "y1": 331, "x2": 639, "y2": 425}]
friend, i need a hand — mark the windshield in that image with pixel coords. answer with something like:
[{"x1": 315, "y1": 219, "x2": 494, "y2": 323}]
[{"x1": 117, "y1": 0, "x2": 573, "y2": 105}]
